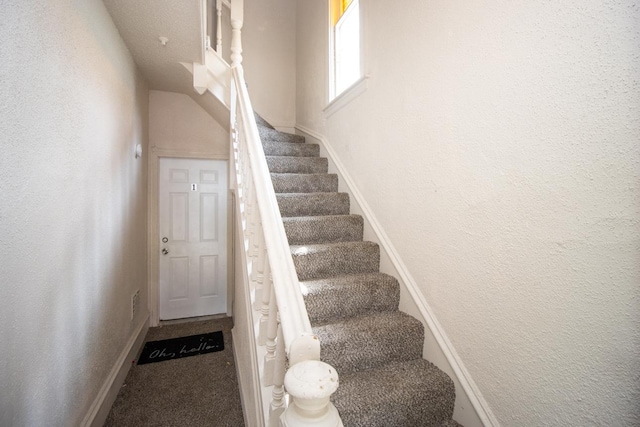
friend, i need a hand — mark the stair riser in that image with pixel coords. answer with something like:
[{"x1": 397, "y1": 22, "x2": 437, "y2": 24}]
[
  {"x1": 277, "y1": 193, "x2": 349, "y2": 217},
  {"x1": 313, "y1": 313, "x2": 424, "y2": 374},
  {"x1": 333, "y1": 359, "x2": 456, "y2": 427},
  {"x1": 258, "y1": 127, "x2": 305, "y2": 143},
  {"x1": 263, "y1": 141, "x2": 319, "y2": 157},
  {"x1": 266, "y1": 156, "x2": 328, "y2": 174},
  {"x1": 271, "y1": 174, "x2": 338, "y2": 193},
  {"x1": 292, "y1": 243, "x2": 379, "y2": 281},
  {"x1": 284, "y1": 215, "x2": 363, "y2": 245},
  {"x1": 303, "y1": 275, "x2": 400, "y2": 323}
]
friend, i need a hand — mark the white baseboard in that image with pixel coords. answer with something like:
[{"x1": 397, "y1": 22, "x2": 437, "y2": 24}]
[
  {"x1": 295, "y1": 124, "x2": 500, "y2": 427},
  {"x1": 81, "y1": 314, "x2": 150, "y2": 427}
]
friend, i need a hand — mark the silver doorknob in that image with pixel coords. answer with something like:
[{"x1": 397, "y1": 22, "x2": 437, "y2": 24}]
[{"x1": 162, "y1": 248, "x2": 169, "y2": 255}]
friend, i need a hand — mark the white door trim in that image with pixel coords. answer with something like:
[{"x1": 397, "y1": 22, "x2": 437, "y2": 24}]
[{"x1": 148, "y1": 147, "x2": 231, "y2": 327}]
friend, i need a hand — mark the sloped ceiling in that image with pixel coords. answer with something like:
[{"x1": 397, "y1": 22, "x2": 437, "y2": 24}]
[{"x1": 103, "y1": 0, "x2": 202, "y2": 93}]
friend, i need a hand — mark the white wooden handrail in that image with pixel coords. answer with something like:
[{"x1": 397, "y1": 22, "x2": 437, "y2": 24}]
[
  {"x1": 227, "y1": 2, "x2": 342, "y2": 425},
  {"x1": 232, "y1": 66, "x2": 317, "y2": 356}
]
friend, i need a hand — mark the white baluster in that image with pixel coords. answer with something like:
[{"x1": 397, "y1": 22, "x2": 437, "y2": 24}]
[
  {"x1": 280, "y1": 360, "x2": 342, "y2": 427},
  {"x1": 244, "y1": 171, "x2": 255, "y2": 252},
  {"x1": 252, "y1": 225, "x2": 263, "y2": 310},
  {"x1": 258, "y1": 257, "x2": 272, "y2": 345},
  {"x1": 252, "y1": 230, "x2": 267, "y2": 312},
  {"x1": 215, "y1": 0, "x2": 222, "y2": 54},
  {"x1": 263, "y1": 287, "x2": 278, "y2": 385},
  {"x1": 230, "y1": 0, "x2": 243, "y2": 66},
  {"x1": 269, "y1": 323, "x2": 286, "y2": 427}
]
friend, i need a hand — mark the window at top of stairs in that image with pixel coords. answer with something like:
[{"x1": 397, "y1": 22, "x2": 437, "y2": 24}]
[{"x1": 329, "y1": 0, "x2": 361, "y2": 100}]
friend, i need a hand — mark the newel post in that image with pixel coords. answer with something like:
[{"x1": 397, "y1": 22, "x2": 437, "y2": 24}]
[
  {"x1": 279, "y1": 334, "x2": 342, "y2": 427},
  {"x1": 280, "y1": 360, "x2": 342, "y2": 427},
  {"x1": 230, "y1": 0, "x2": 243, "y2": 67}
]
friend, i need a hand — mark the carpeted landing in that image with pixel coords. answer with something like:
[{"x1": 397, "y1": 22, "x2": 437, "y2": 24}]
[{"x1": 104, "y1": 317, "x2": 245, "y2": 427}]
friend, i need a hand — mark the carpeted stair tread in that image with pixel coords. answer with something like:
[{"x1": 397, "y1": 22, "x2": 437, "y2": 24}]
[
  {"x1": 312, "y1": 311, "x2": 424, "y2": 374},
  {"x1": 258, "y1": 125, "x2": 305, "y2": 144},
  {"x1": 277, "y1": 193, "x2": 350, "y2": 217},
  {"x1": 302, "y1": 273, "x2": 399, "y2": 323},
  {"x1": 263, "y1": 140, "x2": 319, "y2": 157},
  {"x1": 331, "y1": 358, "x2": 456, "y2": 427},
  {"x1": 271, "y1": 173, "x2": 339, "y2": 193},
  {"x1": 291, "y1": 241, "x2": 379, "y2": 281},
  {"x1": 257, "y1": 108, "x2": 460, "y2": 427},
  {"x1": 266, "y1": 156, "x2": 328, "y2": 174},
  {"x1": 283, "y1": 215, "x2": 363, "y2": 245}
]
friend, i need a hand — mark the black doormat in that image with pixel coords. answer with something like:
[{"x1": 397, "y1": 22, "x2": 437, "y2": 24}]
[{"x1": 137, "y1": 331, "x2": 224, "y2": 365}]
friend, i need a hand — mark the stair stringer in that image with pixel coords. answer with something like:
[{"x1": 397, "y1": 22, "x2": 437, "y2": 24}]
[{"x1": 295, "y1": 125, "x2": 500, "y2": 427}]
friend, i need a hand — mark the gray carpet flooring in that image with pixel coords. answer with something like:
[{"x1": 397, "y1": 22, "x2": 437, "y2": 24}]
[
  {"x1": 257, "y1": 112, "x2": 461, "y2": 427},
  {"x1": 104, "y1": 317, "x2": 245, "y2": 427}
]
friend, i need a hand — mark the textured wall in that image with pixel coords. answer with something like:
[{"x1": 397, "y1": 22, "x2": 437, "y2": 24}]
[
  {"x1": 242, "y1": 0, "x2": 297, "y2": 127},
  {"x1": 296, "y1": 0, "x2": 640, "y2": 425},
  {"x1": 0, "y1": 1, "x2": 149, "y2": 425},
  {"x1": 149, "y1": 90, "x2": 228, "y2": 155}
]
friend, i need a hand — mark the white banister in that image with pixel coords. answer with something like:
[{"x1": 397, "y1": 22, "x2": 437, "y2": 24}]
[
  {"x1": 228, "y1": 12, "x2": 343, "y2": 423},
  {"x1": 233, "y1": 66, "x2": 313, "y2": 349}
]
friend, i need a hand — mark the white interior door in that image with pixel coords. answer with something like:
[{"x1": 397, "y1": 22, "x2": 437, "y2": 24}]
[{"x1": 159, "y1": 158, "x2": 227, "y2": 320}]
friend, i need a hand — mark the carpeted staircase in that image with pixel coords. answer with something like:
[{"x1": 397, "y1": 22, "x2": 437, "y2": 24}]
[{"x1": 256, "y1": 114, "x2": 461, "y2": 427}]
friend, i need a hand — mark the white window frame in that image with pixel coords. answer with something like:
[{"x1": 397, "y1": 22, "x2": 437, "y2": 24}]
[{"x1": 328, "y1": 0, "x2": 364, "y2": 104}]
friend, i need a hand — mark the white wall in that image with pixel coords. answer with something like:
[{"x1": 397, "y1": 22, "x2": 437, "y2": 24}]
[
  {"x1": 0, "y1": 1, "x2": 149, "y2": 425},
  {"x1": 242, "y1": 0, "x2": 297, "y2": 128},
  {"x1": 149, "y1": 90, "x2": 229, "y2": 155},
  {"x1": 296, "y1": 1, "x2": 640, "y2": 425}
]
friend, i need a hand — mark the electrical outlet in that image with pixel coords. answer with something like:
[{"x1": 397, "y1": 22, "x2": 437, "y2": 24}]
[{"x1": 131, "y1": 289, "x2": 140, "y2": 320}]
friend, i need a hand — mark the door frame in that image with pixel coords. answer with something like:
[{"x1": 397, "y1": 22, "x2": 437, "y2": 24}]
[{"x1": 148, "y1": 147, "x2": 232, "y2": 327}]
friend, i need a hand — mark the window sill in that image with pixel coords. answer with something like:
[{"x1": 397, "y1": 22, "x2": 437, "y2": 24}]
[{"x1": 324, "y1": 75, "x2": 369, "y2": 118}]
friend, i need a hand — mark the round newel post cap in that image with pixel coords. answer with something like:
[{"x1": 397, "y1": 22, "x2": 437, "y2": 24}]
[
  {"x1": 281, "y1": 360, "x2": 343, "y2": 426},
  {"x1": 285, "y1": 360, "x2": 339, "y2": 400}
]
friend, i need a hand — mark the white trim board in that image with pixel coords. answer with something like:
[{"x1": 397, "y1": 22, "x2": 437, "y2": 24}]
[
  {"x1": 81, "y1": 314, "x2": 150, "y2": 427},
  {"x1": 323, "y1": 75, "x2": 369, "y2": 118},
  {"x1": 295, "y1": 125, "x2": 500, "y2": 427}
]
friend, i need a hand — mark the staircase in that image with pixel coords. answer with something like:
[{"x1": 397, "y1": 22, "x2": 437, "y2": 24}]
[{"x1": 255, "y1": 113, "x2": 462, "y2": 427}]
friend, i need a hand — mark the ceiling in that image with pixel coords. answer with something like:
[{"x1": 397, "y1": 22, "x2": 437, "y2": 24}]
[
  {"x1": 103, "y1": 0, "x2": 230, "y2": 128},
  {"x1": 103, "y1": 0, "x2": 203, "y2": 93}
]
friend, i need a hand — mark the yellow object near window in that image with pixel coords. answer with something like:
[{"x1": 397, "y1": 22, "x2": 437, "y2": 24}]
[
  {"x1": 331, "y1": 0, "x2": 353, "y2": 24},
  {"x1": 330, "y1": 0, "x2": 360, "y2": 99}
]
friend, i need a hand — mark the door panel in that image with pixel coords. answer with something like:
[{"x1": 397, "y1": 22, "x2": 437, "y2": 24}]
[{"x1": 159, "y1": 158, "x2": 228, "y2": 320}]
